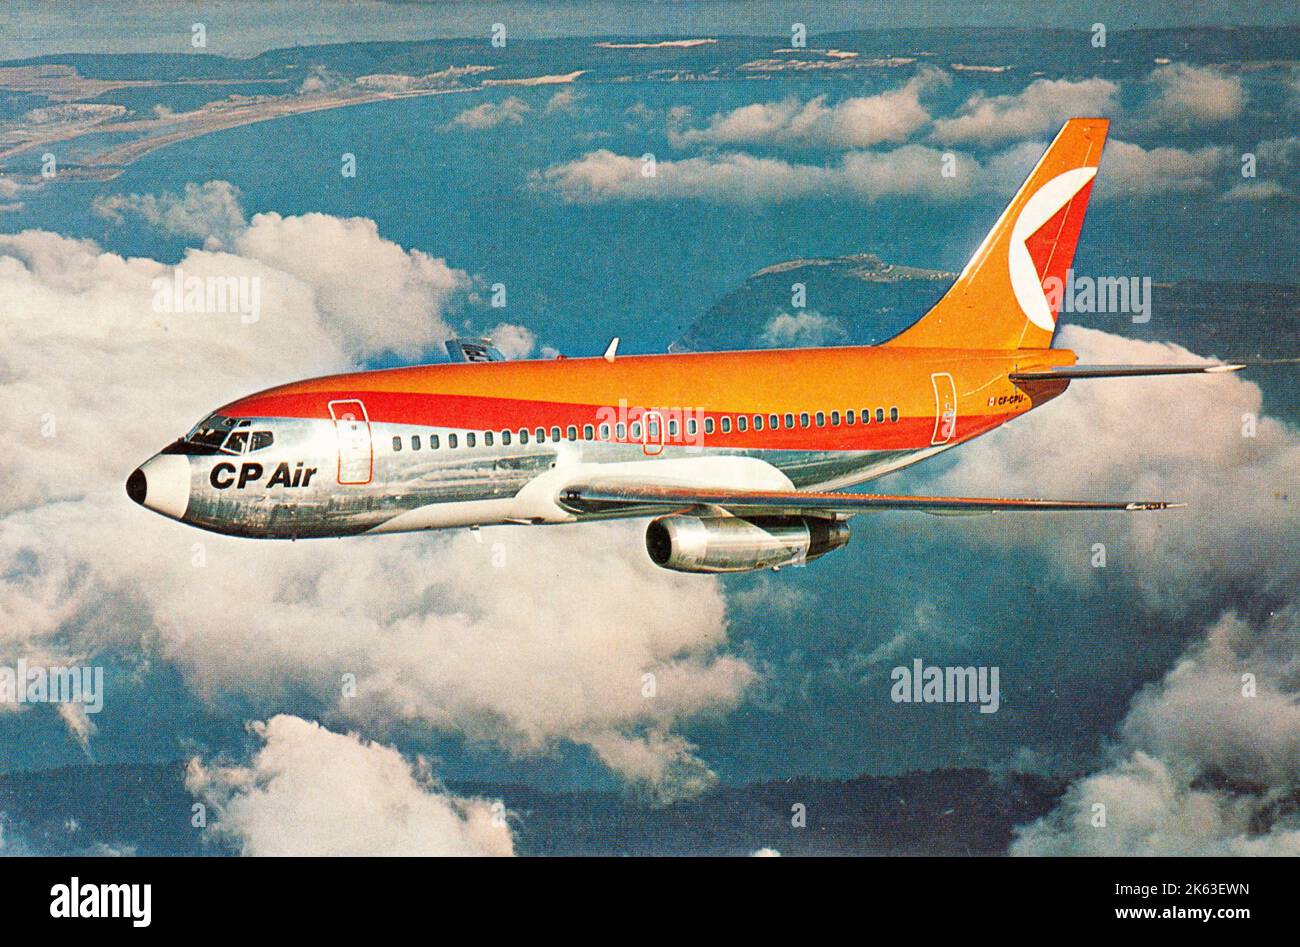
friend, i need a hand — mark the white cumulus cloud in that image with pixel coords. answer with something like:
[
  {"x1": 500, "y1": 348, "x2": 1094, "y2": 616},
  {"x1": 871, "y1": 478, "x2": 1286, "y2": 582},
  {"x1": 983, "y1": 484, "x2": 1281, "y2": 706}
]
[
  {"x1": 187, "y1": 714, "x2": 514, "y2": 856},
  {"x1": 93, "y1": 180, "x2": 247, "y2": 249},
  {"x1": 531, "y1": 145, "x2": 982, "y2": 204},
  {"x1": 445, "y1": 96, "x2": 530, "y2": 130},
  {"x1": 0, "y1": 222, "x2": 750, "y2": 803},
  {"x1": 1096, "y1": 139, "x2": 1231, "y2": 197},
  {"x1": 1145, "y1": 63, "x2": 1246, "y2": 126},
  {"x1": 671, "y1": 70, "x2": 946, "y2": 149},
  {"x1": 932, "y1": 77, "x2": 1117, "y2": 145}
]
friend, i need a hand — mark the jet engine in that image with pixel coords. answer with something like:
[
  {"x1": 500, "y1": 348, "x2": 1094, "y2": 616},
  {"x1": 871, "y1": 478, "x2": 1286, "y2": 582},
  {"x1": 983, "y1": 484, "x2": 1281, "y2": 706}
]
[{"x1": 645, "y1": 515, "x2": 850, "y2": 573}]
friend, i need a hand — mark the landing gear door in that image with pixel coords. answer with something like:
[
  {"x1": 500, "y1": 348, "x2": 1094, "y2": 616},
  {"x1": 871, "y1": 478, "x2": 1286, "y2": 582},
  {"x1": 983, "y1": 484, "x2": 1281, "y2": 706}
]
[
  {"x1": 930, "y1": 373, "x2": 957, "y2": 446},
  {"x1": 329, "y1": 399, "x2": 373, "y2": 485}
]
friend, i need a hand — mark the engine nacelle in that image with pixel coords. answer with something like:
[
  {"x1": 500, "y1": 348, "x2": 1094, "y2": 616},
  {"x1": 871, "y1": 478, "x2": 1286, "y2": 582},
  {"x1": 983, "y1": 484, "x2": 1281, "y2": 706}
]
[{"x1": 645, "y1": 515, "x2": 850, "y2": 574}]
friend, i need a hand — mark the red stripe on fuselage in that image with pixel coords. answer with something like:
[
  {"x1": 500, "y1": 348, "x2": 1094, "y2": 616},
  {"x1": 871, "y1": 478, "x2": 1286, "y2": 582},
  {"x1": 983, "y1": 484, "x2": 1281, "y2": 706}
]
[{"x1": 223, "y1": 389, "x2": 1015, "y2": 451}]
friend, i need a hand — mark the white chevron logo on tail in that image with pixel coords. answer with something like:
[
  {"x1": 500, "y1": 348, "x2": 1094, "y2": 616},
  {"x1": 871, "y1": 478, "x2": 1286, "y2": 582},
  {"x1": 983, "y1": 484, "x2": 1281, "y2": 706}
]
[{"x1": 1008, "y1": 166, "x2": 1097, "y2": 331}]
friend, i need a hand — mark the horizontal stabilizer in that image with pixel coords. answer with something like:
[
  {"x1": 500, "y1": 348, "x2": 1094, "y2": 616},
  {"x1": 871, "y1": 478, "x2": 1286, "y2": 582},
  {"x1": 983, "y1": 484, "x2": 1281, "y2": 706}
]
[
  {"x1": 558, "y1": 482, "x2": 1183, "y2": 517},
  {"x1": 1010, "y1": 362, "x2": 1244, "y2": 382}
]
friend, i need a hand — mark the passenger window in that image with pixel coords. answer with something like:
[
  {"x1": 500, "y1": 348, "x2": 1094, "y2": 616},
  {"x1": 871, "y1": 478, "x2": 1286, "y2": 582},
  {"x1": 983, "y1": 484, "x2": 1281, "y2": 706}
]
[
  {"x1": 876, "y1": 408, "x2": 885, "y2": 423},
  {"x1": 704, "y1": 418, "x2": 715, "y2": 435},
  {"x1": 784, "y1": 413, "x2": 794, "y2": 429},
  {"x1": 467, "y1": 432, "x2": 477, "y2": 448},
  {"x1": 431, "y1": 434, "x2": 440, "y2": 449},
  {"x1": 583, "y1": 424, "x2": 594, "y2": 439},
  {"x1": 448, "y1": 433, "x2": 458, "y2": 448},
  {"x1": 551, "y1": 426, "x2": 561, "y2": 442},
  {"x1": 519, "y1": 429, "x2": 529, "y2": 444},
  {"x1": 720, "y1": 417, "x2": 731, "y2": 433},
  {"x1": 800, "y1": 413, "x2": 810, "y2": 428},
  {"x1": 753, "y1": 415, "x2": 763, "y2": 431},
  {"x1": 250, "y1": 431, "x2": 273, "y2": 451},
  {"x1": 631, "y1": 422, "x2": 642, "y2": 439},
  {"x1": 890, "y1": 407, "x2": 899, "y2": 423},
  {"x1": 536, "y1": 428, "x2": 546, "y2": 443},
  {"x1": 616, "y1": 423, "x2": 626, "y2": 440},
  {"x1": 847, "y1": 410, "x2": 855, "y2": 425},
  {"x1": 816, "y1": 412, "x2": 825, "y2": 427},
  {"x1": 501, "y1": 430, "x2": 511, "y2": 446},
  {"x1": 567, "y1": 425, "x2": 577, "y2": 441},
  {"x1": 411, "y1": 435, "x2": 421, "y2": 451},
  {"x1": 391, "y1": 435, "x2": 401, "y2": 452},
  {"x1": 668, "y1": 419, "x2": 678, "y2": 437},
  {"x1": 769, "y1": 414, "x2": 779, "y2": 429},
  {"x1": 485, "y1": 431, "x2": 494, "y2": 446},
  {"x1": 831, "y1": 411, "x2": 840, "y2": 426},
  {"x1": 862, "y1": 408, "x2": 871, "y2": 424},
  {"x1": 687, "y1": 418, "x2": 698, "y2": 436},
  {"x1": 225, "y1": 431, "x2": 249, "y2": 453},
  {"x1": 599, "y1": 423, "x2": 611, "y2": 440},
  {"x1": 737, "y1": 416, "x2": 747, "y2": 432}
]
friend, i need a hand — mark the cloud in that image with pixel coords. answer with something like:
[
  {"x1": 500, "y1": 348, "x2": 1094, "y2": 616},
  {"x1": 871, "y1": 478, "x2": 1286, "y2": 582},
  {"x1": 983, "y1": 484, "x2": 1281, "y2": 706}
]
[
  {"x1": 186, "y1": 715, "x2": 514, "y2": 855},
  {"x1": 671, "y1": 70, "x2": 946, "y2": 149},
  {"x1": 1096, "y1": 139, "x2": 1231, "y2": 197},
  {"x1": 761, "y1": 311, "x2": 846, "y2": 346},
  {"x1": 532, "y1": 145, "x2": 982, "y2": 204},
  {"x1": 545, "y1": 89, "x2": 580, "y2": 114},
  {"x1": 1225, "y1": 135, "x2": 1300, "y2": 200},
  {"x1": 1098, "y1": 135, "x2": 1300, "y2": 201},
  {"x1": 936, "y1": 326, "x2": 1298, "y2": 607},
  {"x1": 932, "y1": 78, "x2": 1117, "y2": 145},
  {"x1": 91, "y1": 181, "x2": 473, "y2": 359},
  {"x1": 445, "y1": 96, "x2": 530, "y2": 130},
  {"x1": 0, "y1": 224, "x2": 750, "y2": 802},
  {"x1": 1145, "y1": 64, "x2": 1245, "y2": 126},
  {"x1": 1013, "y1": 611, "x2": 1300, "y2": 855},
  {"x1": 93, "y1": 180, "x2": 247, "y2": 249},
  {"x1": 1221, "y1": 179, "x2": 1296, "y2": 202},
  {"x1": 233, "y1": 211, "x2": 468, "y2": 359},
  {"x1": 487, "y1": 322, "x2": 536, "y2": 358},
  {"x1": 924, "y1": 326, "x2": 1300, "y2": 854}
]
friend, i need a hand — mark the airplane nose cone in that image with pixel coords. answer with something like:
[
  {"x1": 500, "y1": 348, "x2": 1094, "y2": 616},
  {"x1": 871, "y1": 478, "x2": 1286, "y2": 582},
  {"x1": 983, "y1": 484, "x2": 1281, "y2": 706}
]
[
  {"x1": 126, "y1": 468, "x2": 147, "y2": 505},
  {"x1": 127, "y1": 454, "x2": 191, "y2": 520}
]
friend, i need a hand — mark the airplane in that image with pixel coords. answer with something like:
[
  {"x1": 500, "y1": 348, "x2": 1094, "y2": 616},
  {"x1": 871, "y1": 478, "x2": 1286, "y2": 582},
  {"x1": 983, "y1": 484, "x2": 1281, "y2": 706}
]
[{"x1": 127, "y1": 118, "x2": 1244, "y2": 573}]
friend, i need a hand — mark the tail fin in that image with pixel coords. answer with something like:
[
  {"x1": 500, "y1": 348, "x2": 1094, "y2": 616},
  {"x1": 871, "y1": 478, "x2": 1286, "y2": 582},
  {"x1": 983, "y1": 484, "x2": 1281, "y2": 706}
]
[{"x1": 886, "y1": 118, "x2": 1108, "y2": 351}]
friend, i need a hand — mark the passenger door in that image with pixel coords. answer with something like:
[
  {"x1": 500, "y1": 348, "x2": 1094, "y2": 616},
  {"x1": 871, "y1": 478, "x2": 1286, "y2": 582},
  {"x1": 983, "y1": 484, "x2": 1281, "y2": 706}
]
[
  {"x1": 328, "y1": 399, "x2": 373, "y2": 485},
  {"x1": 930, "y1": 373, "x2": 957, "y2": 445}
]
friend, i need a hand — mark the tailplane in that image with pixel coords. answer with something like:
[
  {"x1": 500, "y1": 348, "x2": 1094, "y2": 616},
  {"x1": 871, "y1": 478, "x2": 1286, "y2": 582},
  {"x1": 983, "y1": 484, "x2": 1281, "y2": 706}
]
[{"x1": 886, "y1": 118, "x2": 1109, "y2": 351}]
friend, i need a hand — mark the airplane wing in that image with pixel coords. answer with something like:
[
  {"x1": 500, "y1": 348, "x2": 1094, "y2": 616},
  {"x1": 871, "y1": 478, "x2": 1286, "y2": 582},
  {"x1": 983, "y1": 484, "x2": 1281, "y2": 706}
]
[
  {"x1": 1010, "y1": 362, "x2": 1243, "y2": 381},
  {"x1": 558, "y1": 482, "x2": 1182, "y2": 518}
]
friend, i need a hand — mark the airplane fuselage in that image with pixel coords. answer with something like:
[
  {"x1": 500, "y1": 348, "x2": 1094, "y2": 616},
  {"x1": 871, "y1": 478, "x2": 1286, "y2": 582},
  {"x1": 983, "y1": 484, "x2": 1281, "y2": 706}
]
[{"x1": 128, "y1": 344, "x2": 1073, "y2": 540}]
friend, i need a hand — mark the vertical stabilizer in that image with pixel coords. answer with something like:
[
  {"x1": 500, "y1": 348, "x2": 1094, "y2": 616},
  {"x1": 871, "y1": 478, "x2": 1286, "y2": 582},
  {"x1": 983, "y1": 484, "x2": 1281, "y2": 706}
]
[{"x1": 885, "y1": 118, "x2": 1108, "y2": 350}]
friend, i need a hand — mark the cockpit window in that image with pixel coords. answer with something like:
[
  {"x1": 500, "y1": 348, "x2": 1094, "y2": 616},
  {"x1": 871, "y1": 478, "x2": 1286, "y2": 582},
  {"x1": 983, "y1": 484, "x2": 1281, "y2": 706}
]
[
  {"x1": 189, "y1": 426, "x2": 227, "y2": 448},
  {"x1": 165, "y1": 414, "x2": 260, "y2": 455}
]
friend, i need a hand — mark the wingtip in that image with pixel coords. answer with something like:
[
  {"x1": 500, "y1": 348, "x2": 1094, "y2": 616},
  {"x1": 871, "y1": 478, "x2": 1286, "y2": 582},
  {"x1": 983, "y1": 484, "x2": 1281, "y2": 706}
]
[{"x1": 1206, "y1": 363, "x2": 1247, "y2": 373}]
